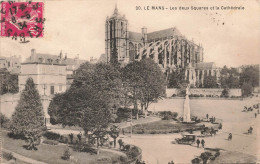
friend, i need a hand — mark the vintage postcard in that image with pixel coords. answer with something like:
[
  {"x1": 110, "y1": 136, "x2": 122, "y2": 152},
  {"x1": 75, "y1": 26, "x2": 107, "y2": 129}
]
[{"x1": 0, "y1": 0, "x2": 259, "y2": 163}]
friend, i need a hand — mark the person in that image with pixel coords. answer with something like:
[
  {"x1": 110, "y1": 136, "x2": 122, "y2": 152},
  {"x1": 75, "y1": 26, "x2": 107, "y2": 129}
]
[
  {"x1": 206, "y1": 114, "x2": 209, "y2": 120},
  {"x1": 122, "y1": 128, "x2": 125, "y2": 135},
  {"x1": 228, "y1": 133, "x2": 232, "y2": 141},
  {"x1": 255, "y1": 113, "x2": 257, "y2": 118},
  {"x1": 201, "y1": 139, "x2": 205, "y2": 148},
  {"x1": 196, "y1": 139, "x2": 200, "y2": 148},
  {"x1": 77, "y1": 132, "x2": 82, "y2": 143},
  {"x1": 249, "y1": 127, "x2": 253, "y2": 134},
  {"x1": 218, "y1": 123, "x2": 222, "y2": 130},
  {"x1": 213, "y1": 117, "x2": 216, "y2": 122}
]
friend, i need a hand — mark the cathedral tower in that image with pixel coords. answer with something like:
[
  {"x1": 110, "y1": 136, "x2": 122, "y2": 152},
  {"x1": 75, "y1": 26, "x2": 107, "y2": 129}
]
[{"x1": 105, "y1": 5, "x2": 128, "y2": 65}]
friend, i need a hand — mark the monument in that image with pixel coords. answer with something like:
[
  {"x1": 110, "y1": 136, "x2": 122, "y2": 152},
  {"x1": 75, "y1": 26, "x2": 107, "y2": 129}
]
[{"x1": 183, "y1": 84, "x2": 191, "y2": 122}]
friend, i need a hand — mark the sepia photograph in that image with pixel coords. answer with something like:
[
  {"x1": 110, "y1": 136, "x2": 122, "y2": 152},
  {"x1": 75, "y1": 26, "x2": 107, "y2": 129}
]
[{"x1": 0, "y1": 0, "x2": 259, "y2": 163}]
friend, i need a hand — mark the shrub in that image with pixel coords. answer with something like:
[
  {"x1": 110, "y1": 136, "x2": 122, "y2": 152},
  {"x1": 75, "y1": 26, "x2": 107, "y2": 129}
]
[
  {"x1": 3, "y1": 152, "x2": 15, "y2": 161},
  {"x1": 43, "y1": 131, "x2": 61, "y2": 141},
  {"x1": 59, "y1": 135, "x2": 69, "y2": 144},
  {"x1": 43, "y1": 139, "x2": 59, "y2": 145},
  {"x1": 62, "y1": 148, "x2": 71, "y2": 160},
  {"x1": 126, "y1": 146, "x2": 141, "y2": 160},
  {"x1": 119, "y1": 155, "x2": 128, "y2": 162},
  {"x1": 97, "y1": 156, "x2": 112, "y2": 162},
  {"x1": 172, "y1": 94, "x2": 177, "y2": 97},
  {"x1": 221, "y1": 88, "x2": 230, "y2": 98},
  {"x1": 118, "y1": 139, "x2": 124, "y2": 149},
  {"x1": 124, "y1": 144, "x2": 131, "y2": 151},
  {"x1": 0, "y1": 113, "x2": 10, "y2": 129}
]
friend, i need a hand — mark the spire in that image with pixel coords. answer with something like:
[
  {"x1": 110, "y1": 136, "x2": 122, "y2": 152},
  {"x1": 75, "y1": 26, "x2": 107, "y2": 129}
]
[{"x1": 114, "y1": 3, "x2": 118, "y2": 15}]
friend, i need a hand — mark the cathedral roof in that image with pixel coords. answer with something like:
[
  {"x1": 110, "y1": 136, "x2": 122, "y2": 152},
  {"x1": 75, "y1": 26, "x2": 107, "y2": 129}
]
[
  {"x1": 129, "y1": 31, "x2": 143, "y2": 42},
  {"x1": 196, "y1": 62, "x2": 216, "y2": 70},
  {"x1": 147, "y1": 27, "x2": 182, "y2": 42}
]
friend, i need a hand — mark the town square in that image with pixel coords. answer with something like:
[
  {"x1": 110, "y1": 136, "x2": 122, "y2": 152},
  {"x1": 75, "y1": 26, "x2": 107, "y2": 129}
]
[{"x1": 0, "y1": 0, "x2": 260, "y2": 164}]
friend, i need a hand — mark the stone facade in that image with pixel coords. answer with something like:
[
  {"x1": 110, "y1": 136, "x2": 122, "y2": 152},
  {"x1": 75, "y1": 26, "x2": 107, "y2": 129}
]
[
  {"x1": 25, "y1": 49, "x2": 87, "y2": 89},
  {"x1": 105, "y1": 6, "x2": 220, "y2": 86},
  {"x1": 19, "y1": 63, "x2": 67, "y2": 96}
]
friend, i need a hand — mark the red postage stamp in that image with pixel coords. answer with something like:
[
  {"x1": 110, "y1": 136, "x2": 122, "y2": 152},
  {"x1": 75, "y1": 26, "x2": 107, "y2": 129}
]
[{"x1": 0, "y1": 1, "x2": 44, "y2": 38}]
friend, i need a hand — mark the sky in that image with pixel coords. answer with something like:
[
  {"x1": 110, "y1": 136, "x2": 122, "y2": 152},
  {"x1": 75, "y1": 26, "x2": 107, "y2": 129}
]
[{"x1": 0, "y1": 0, "x2": 259, "y2": 67}]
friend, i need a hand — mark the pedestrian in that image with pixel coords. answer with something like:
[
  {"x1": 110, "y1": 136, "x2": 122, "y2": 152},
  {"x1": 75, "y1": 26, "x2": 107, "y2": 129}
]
[
  {"x1": 206, "y1": 114, "x2": 209, "y2": 120},
  {"x1": 122, "y1": 128, "x2": 125, "y2": 135},
  {"x1": 249, "y1": 127, "x2": 253, "y2": 134},
  {"x1": 201, "y1": 139, "x2": 205, "y2": 148},
  {"x1": 77, "y1": 132, "x2": 82, "y2": 143},
  {"x1": 196, "y1": 139, "x2": 200, "y2": 148},
  {"x1": 213, "y1": 117, "x2": 216, "y2": 122},
  {"x1": 255, "y1": 113, "x2": 257, "y2": 118},
  {"x1": 228, "y1": 133, "x2": 232, "y2": 141},
  {"x1": 218, "y1": 123, "x2": 222, "y2": 130}
]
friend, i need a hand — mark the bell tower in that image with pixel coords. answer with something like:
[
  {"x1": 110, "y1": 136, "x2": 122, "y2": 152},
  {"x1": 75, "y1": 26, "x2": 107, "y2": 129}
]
[{"x1": 105, "y1": 5, "x2": 128, "y2": 65}]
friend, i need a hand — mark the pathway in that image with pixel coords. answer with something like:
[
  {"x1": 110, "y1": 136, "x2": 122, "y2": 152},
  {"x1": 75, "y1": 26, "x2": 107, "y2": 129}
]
[{"x1": 2, "y1": 148, "x2": 47, "y2": 164}]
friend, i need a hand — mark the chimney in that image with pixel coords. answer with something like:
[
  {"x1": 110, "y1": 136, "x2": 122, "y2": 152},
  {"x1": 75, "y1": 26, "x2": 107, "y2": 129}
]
[{"x1": 31, "y1": 49, "x2": 36, "y2": 61}]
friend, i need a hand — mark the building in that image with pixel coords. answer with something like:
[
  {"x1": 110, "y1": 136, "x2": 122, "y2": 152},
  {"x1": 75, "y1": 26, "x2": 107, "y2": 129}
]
[
  {"x1": 105, "y1": 6, "x2": 220, "y2": 87},
  {"x1": 0, "y1": 55, "x2": 21, "y2": 74},
  {"x1": 19, "y1": 50, "x2": 67, "y2": 96},
  {"x1": 24, "y1": 49, "x2": 87, "y2": 89}
]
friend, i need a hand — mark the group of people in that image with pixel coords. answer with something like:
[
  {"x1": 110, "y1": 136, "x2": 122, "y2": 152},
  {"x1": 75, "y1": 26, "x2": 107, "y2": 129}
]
[
  {"x1": 196, "y1": 139, "x2": 205, "y2": 148},
  {"x1": 206, "y1": 114, "x2": 216, "y2": 123}
]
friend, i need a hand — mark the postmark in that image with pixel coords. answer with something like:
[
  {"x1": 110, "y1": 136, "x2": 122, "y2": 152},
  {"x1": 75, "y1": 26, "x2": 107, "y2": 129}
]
[{"x1": 0, "y1": 1, "x2": 44, "y2": 42}]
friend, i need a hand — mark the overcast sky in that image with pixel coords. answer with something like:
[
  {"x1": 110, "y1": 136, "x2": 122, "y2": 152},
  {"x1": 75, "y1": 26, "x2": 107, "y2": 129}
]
[{"x1": 0, "y1": 0, "x2": 259, "y2": 67}]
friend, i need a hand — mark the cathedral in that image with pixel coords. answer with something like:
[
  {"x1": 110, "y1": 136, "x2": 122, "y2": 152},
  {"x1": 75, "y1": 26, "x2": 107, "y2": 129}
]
[{"x1": 105, "y1": 6, "x2": 220, "y2": 87}]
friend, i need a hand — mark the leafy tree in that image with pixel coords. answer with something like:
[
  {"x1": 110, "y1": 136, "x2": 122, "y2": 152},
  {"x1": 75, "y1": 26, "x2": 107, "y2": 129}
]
[
  {"x1": 108, "y1": 125, "x2": 120, "y2": 148},
  {"x1": 240, "y1": 65, "x2": 259, "y2": 88},
  {"x1": 203, "y1": 75, "x2": 218, "y2": 88},
  {"x1": 11, "y1": 78, "x2": 45, "y2": 150},
  {"x1": 48, "y1": 62, "x2": 121, "y2": 153},
  {"x1": 0, "y1": 69, "x2": 19, "y2": 95},
  {"x1": 220, "y1": 66, "x2": 240, "y2": 88},
  {"x1": 168, "y1": 68, "x2": 186, "y2": 88},
  {"x1": 241, "y1": 83, "x2": 253, "y2": 97},
  {"x1": 122, "y1": 58, "x2": 166, "y2": 117}
]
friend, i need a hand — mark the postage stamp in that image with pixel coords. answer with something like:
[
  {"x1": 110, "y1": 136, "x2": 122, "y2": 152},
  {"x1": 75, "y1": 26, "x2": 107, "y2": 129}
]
[{"x1": 0, "y1": 1, "x2": 44, "y2": 38}]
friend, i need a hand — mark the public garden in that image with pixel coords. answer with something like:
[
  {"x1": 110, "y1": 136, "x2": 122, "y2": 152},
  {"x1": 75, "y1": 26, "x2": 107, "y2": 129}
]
[{"x1": 1, "y1": 59, "x2": 259, "y2": 164}]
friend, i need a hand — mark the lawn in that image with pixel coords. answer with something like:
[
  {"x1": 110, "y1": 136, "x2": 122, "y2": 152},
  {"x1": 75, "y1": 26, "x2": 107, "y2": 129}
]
[
  {"x1": 209, "y1": 150, "x2": 257, "y2": 164},
  {"x1": 123, "y1": 120, "x2": 205, "y2": 134},
  {"x1": 2, "y1": 130, "x2": 123, "y2": 164}
]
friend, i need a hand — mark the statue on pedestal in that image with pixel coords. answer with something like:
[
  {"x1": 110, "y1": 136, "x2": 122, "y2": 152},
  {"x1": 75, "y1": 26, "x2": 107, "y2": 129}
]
[{"x1": 183, "y1": 84, "x2": 191, "y2": 122}]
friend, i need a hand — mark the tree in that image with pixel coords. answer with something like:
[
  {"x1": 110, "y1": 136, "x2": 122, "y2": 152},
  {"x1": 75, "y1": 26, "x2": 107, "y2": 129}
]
[
  {"x1": 11, "y1": 78, "x2": 45, "y2": 150},
  {"x1": 240, "y1": 65, "x2": 259, "y2": 88},
  {"x1": 109, "y1": 125, "x2": 120, "y2": 148},
  {"x1": 121, "y1": 58, "x2": 166, "y2": 117},
  {"x1": 220, "y1": 66, "x2": 240, "y2": 88},
  {"x1": 0, "y1": 69, "x2": 19, "y2": 95},
  {"x1": 203, "y1": 75, "x2": 218, "y2": 88},
  {"x1": 48, "y1": 62, "x2": 121, "y2": 153},
  {"x1": 241, "y1": 83, "x2": 253, "y2": 97},
  {"x1": 168, "y1": 68, "x2": 186, "y2": 88}
]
